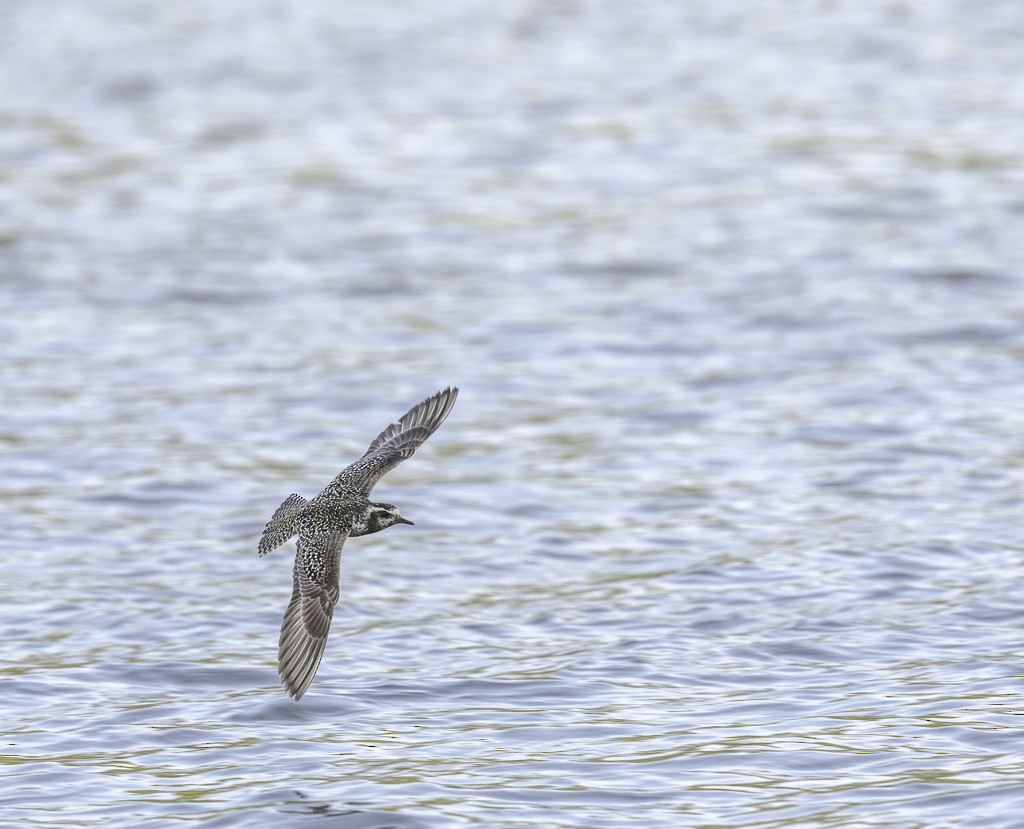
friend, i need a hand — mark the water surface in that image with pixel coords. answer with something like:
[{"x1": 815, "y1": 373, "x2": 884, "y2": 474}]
[{"x1": 3, "y1": 2, "x2": 1024, "y2": 827}]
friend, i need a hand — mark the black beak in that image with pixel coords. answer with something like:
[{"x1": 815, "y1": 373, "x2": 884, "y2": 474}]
[{"x1": 398, "y1": 516, "x2": 415, "y2": 526}]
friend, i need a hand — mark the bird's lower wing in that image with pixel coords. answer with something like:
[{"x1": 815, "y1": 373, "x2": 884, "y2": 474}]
[{"x1": 278, "y1": 532, "x2": 346, "y2": 700}]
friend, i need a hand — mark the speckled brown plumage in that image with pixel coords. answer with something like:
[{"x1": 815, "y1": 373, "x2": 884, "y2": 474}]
[{"x1": 258, "y1": 387, "x2": 459, "y2": 699}]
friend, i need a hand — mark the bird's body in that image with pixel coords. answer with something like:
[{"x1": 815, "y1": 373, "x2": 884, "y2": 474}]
[{"x1": 259, "y1": 387, "x2": 458, "y2": 699}]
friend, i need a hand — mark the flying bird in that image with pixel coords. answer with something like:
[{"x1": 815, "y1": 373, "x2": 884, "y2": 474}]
[{"x1": 259, "y1": 387, "x2": 459, "y2": 699}]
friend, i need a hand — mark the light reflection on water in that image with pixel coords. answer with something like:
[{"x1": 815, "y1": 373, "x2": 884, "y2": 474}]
[{"x1": 3, "y1": 1, "x2": 1024, "y2": 827}]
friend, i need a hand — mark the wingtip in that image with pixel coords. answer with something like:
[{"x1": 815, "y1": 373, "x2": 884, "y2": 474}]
[
  {"x1": 438, "y1": 385, "x2": 459, "y2": 407},
  {"x1": 279, "y1": 660, "x2": 316, "y2": 701}
]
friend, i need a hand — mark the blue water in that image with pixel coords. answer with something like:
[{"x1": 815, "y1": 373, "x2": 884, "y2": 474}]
[{"x1": 3, "y1": 1, "x2": 1024, "y2": 827}]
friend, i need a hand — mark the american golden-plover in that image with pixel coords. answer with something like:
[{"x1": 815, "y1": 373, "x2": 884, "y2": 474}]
[{"x1": 259, "y1": 387, "x2": 459, "y2": 699}]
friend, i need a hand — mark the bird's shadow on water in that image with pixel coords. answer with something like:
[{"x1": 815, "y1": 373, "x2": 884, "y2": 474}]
[
  {"x1": 228, "y1": 681, "x2": 376, "y2": 725},
  {"x1": 215, "y1": 686, "x2": 435, "y2": 828},
  {"x1": 202, "y1": 789, "x2": 433, "y2": 829}
]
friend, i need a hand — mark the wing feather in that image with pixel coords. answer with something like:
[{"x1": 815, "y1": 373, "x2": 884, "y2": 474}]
[
  {"x1": 277, "y1": 531, "x2": 346, "y2": 700},
  {"x1": 334, "y1": 386, "x2": 458, "y2": 495}
]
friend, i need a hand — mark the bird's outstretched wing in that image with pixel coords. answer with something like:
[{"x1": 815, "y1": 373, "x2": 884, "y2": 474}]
[
  {"x1": 278, "y1": 530, "x2": 347, "y2": 700},
  {"x1": 334, "y1": 386, "x2": 459, "y2": 496}
]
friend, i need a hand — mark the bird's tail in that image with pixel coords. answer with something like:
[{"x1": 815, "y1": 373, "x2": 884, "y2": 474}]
[{"x1": 258, "y1": 494, "x2": 308, "y2": 556}]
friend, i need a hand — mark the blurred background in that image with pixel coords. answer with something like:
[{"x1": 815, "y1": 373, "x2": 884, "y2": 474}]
[{"x1": 3, "y1": 2, "x2": 1024, "y2": 827}]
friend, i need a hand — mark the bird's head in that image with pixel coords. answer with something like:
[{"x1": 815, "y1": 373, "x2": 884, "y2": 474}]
[{"x1": 353, "y1": 502, "x2": 415, "y2": 536}]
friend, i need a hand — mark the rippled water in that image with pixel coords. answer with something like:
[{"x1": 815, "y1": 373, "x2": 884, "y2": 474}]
[{"x1": 4, "y1": 1, "x2": 1024, "y2": 827}]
